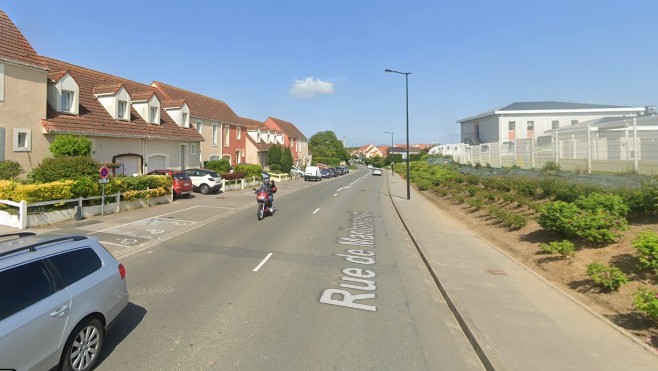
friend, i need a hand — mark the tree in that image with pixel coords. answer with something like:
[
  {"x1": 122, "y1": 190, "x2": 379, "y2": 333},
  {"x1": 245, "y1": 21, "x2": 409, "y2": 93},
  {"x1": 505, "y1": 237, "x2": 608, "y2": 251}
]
[
  {"x1": 281, "y1": 147, "x2": 294, "y2": 173},
  {"x1": 50, "y1": 134, "x2": 92, "y2": 157},
  {"x1": 308, "y1": 131, "x2": 349, "y2": 162},
  {"x1": 268, "y1": 144, "x2": 283, "y2": 166}
]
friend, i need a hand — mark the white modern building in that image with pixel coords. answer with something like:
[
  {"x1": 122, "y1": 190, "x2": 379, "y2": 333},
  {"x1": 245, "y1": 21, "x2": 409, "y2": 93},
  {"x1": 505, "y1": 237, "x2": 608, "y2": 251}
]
[{"x1": 458, "y1": 101, "x2": 648, "y2": 145}]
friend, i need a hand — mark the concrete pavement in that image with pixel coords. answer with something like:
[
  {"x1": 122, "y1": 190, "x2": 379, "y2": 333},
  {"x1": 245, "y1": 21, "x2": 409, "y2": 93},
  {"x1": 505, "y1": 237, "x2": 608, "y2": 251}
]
[{"x1": 386, "y1": 170, "x2": 658, "y2": 370}]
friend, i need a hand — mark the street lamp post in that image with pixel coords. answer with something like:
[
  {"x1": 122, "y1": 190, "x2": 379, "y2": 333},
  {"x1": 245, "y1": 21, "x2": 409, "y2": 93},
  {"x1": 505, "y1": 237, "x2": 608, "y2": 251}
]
[
  {"x1": 384, "y1": 131, "x2": 394, "y2": 148},
  {"x1": 385, "y1": 69, "x2": 411, "y2": 200}
]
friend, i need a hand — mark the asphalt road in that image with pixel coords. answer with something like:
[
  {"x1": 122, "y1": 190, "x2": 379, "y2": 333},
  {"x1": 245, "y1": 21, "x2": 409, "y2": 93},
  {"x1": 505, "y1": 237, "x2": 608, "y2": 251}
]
[{"x1": 95, "y1": 168, "x2": 484, "y2": 370}]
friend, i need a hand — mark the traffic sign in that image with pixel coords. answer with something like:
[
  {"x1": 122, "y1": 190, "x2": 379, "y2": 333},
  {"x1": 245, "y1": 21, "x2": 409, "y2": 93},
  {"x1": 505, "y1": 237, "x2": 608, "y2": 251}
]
[
  {"x1": 99, "y1": 178, "x2": 109, "y2": 184},
  {"x1": 99, "y1": 166, "x2": 109, "y2": 179}
]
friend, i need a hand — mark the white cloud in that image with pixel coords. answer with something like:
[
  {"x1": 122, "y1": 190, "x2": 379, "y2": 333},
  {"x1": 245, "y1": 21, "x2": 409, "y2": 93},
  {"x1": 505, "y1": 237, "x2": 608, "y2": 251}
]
[{"x1": 289, "y1": 77, "x2": 335, "y2": 98}]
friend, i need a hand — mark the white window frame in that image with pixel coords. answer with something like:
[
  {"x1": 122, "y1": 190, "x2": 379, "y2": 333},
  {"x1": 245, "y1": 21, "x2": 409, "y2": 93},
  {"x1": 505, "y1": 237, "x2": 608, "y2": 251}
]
[
  {"x1": 236, "y1": 126, "x2": 241, "y2": 140},
  {"x1": 13, "y1": 128, "x2": 31, "y2": 152},
  {"x1": 191, "y1": 143, "x2": 196, "y2": 155},
  {"x1": 508, "y1": 121, "x2": 515, "y2": 131},
  {"x1": 150, "y1": 106, "x2": 158, "y2": 124},
  {"x1": 527, "y1": 121, "x2": 534, "y2": 131},
  {"x1": 61, "y1": 90, "x2": 73, "y2": 112},
  {"x1": 0, "y1": 63, "x2": 4, "y2": 102},
  {"x1": 224, "y1": 125, "x2": 230, "y2": 147},
  {"x1": 118, "y1": 100, "x2": 127, "y2": 119},
  {"x1": 212, "y1": 124, "x2": 218, "y2": 146},
  {"x1": 182, "y1": 113, "x2": 189, "y2": 128},
  {"x1": 196, "y1": 120, "x2": 202, "y2": 133}
]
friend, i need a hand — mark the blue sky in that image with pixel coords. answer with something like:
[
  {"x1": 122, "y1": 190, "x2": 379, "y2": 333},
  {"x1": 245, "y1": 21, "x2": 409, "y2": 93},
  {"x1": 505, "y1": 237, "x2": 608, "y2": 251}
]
[{"x1": 3, "y1": 0, "x2": 658, "y2": 147}]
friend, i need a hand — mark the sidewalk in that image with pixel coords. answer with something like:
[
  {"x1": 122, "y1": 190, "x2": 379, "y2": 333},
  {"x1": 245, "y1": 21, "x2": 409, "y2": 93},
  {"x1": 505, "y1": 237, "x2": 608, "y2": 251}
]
[{"x1": 387, "y1": 171, "x2": 658, "y2": 370}]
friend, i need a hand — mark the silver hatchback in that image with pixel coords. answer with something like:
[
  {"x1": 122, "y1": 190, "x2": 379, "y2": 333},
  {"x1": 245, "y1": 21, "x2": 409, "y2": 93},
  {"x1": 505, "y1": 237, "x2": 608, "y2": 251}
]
[{"x1": 0, "y1": 233, "x2": 128, "y2": 371}]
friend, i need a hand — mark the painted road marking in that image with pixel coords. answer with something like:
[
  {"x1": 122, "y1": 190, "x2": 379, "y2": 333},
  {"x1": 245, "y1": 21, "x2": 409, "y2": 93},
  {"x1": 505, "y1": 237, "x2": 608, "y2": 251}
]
[
  {"x1": 320, "y1": 211, "x2": 377, "y2": 312},
  {"x1": 334, "y1": 193, "x2": 338, "y2": 197},
  {"x1": 253, "y1": 253, "x2": 273, "y2": 272},
  {"x1": 89, "y1": 205, "x2": 203, "y2": 234},
  {"x1": 313, "y1": 208, "x2": 320, "y2": 214}
]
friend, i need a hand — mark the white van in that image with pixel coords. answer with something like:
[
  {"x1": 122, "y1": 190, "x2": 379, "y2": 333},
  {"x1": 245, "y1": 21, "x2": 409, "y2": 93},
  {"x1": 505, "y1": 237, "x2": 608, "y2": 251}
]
[{"x1": 304, "y1": 166, "x2": 322, "y2": 181}]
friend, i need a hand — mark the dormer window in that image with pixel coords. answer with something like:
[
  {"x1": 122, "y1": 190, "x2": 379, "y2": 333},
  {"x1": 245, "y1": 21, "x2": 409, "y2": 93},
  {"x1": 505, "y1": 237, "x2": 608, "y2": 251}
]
[
  {"x1": 182, "y1": 113, "x2": 189, "y2": 128},
  {"x1": 150, "y1": 107, "x2": 158, "y2": 124},
  {"x1": 61, "y1": 90, "x2": 73, "y2": 112},
  {"x1": 118, "y1": 100, "x2": 127, "y2": 119}
]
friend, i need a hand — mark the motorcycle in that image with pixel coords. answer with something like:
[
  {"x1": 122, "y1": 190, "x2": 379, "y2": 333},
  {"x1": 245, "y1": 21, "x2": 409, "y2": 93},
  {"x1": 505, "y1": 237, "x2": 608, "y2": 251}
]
[{"x1": 255, "y1": 188, "x2": 272, "y2": 220}]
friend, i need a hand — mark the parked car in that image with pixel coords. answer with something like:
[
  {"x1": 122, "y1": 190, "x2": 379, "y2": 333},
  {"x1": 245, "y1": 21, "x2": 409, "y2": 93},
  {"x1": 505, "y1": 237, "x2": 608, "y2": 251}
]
[
  {"x1": 290, "y1": 166, "x2": 304, "y2": 177},
  {"x1": 367, "y1": 164, "x2": 373, "y2": 169},
  {"x1": 184, "y1": 168, "x2": 222, "y2": 194},
  {"x1": 326, "y1": 168, "x2": 337, "y2": 177},
  {"x1": 0, "y1": 232, "x2": 128, "y2": 371},
  {"x1": 335, "y1": 167, "x2": 345, "y2": 176},
  {"x1": 320, "y1": 169, "x2": 332, "y2": 178},
  {"x1": 304, "y1": 166, "x2": 322, "y2": 181},
  {"x1": 147, "y1": 169, "x2": 193, "y2": 197},
  {"x1": 372, "y1": 168, "x2": 382, "y2": 176}
]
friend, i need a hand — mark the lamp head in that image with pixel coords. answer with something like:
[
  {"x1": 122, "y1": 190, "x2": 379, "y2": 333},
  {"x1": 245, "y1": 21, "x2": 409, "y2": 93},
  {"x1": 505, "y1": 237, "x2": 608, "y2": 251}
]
[{"x1": 384, "y1": 69, "x2": 393, "y2": 73}]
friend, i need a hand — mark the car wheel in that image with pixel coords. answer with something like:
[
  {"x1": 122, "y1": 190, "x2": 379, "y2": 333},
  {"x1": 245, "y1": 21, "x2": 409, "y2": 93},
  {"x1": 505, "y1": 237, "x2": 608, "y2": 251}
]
[
  {"x1": 60, "y1": 317, "x2": 104, "y2": 371},
  {"x1": 200, "y1": 184, "x2": 210, "y2": 195}
]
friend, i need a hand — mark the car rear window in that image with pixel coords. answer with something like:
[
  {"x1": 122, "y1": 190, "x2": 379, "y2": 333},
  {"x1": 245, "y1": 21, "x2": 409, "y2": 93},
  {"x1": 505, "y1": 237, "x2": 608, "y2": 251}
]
[
  {"x1": 47, "y1": 248, "x2": 102, "y2": 287},
  {"x1": 0, "y1": 260, "x2": 58, "y2": 321},
  {"x1": 173, "y1": 173, "x2": 190, "y2": 180},
  {"x1": 208, "y1": 171, "x2": 220, "y2": 178}
]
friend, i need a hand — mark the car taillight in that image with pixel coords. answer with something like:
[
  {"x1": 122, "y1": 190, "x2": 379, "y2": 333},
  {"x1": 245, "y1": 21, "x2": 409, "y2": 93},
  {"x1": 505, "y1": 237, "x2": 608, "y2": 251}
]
[{"x1": 118, "y1": 263, "x2": 126, "y2": 279}]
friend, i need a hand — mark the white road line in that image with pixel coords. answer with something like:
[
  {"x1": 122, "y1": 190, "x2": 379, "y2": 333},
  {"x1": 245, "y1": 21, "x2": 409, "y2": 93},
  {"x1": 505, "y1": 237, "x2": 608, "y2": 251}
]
[
  {"x1": 313, "y1": 208, "x2": 320, "y2": 214},
  {"x1": 196, "y1": 205, "x2": 235, "y2": 209},
  {"x1": 154, "y1": 217, "x2": 197, "y2": 223},
  {"x1": 89, "y1": 205, "x2": 203, "y2": 234},
  {"x1": 334, "y1": 193, "x2": 338, "y2": 197},
  {"x1": 253, "y1": 253, "x2": 273, "y2": 272}
]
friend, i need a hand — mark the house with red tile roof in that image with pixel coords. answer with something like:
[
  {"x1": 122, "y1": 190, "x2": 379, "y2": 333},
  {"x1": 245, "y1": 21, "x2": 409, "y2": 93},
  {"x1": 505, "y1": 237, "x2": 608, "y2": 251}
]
[
  {"x1": 152, "y1": 81, "x2": 246, "y2": 166},
  {"x1": 240, "y1": 117, "x2": 284, "y2": 167},
  {"x1": 0, "y1": 10, "x2": 49, "y2": 173},
  {"x1": 262, "y1": 117, "x2": 310, "y2": 166},
  {"x1": 40, "y1": 57, "x2": 204, "y2": 175},
  {"x1": 0, "y1": 10, "x2": 203, "y2": 175}
]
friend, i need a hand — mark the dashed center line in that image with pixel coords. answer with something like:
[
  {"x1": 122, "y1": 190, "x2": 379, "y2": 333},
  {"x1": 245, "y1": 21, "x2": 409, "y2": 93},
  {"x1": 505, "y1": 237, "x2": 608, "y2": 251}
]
[
  {"x1": 313, "y1": 208, "x2": 320, "y2": 214},
  {"x1": 253, "y1": 253, "x2": 273, "y2": 272}
]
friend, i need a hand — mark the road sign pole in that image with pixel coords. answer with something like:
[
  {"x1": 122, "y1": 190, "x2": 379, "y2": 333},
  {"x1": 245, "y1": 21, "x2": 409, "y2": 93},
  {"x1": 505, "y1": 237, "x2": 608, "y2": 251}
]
[{"x1": 101, "y1": 182, "x2": 105, "y2": 216}]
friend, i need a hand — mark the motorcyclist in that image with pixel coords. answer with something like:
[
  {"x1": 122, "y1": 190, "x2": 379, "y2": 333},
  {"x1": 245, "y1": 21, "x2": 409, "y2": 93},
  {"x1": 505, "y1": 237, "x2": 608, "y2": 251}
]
[{"x1": 267, "y1": 179, "x2": 277, "y2": 213}]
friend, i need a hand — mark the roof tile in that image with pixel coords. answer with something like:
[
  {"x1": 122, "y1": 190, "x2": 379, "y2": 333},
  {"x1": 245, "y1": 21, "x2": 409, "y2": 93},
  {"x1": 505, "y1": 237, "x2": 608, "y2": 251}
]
[
  {"x1": 40, "y1": 57, "x2": 203, "y2": 142},
  {"x1": 152, "y1": 81, "x2": 242, "y2": 125},
  {"x1": 0, "y1": 11, "x2": 48, "y2": 70}
]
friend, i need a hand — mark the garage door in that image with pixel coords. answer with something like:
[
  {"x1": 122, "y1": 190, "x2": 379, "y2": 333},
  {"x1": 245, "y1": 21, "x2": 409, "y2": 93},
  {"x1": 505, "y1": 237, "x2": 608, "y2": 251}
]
[
  {"x1": 148, "y1": 155, "x2": 166, "y2": 171},
  {"x1": 116, "y1": 156, "x2": 140, "y2": 176}
]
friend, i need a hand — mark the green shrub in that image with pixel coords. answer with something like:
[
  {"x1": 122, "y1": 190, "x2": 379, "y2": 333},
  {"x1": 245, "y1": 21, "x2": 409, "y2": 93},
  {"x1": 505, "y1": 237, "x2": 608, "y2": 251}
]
[
  {"x1": 269, "y1": 164, "x2": 282, "y2": 173},
  {"x1": 29, "y1": 156, "x2": 100, "y2": 183},
  {"x1": 268, "y1": 144, "x2": 283, "y2": 166},
  {"x1": 539, "y1": 240, "x2": 575, "y2": 257},
  {"x1": 586, "y1": 262, "x2": 628, "y2": 291},
  {"x1": 49, "y1": 134, "x2": 92, "y2": 157},
  {"x1": 537, "y1": 200, "x2": 626, "y2": 244},
  {"x1": 234, "y1": 163, "x2": 262, "y2": 178},
  {"x1": 204, "y1": 159, "x2": 231, "y2": 175},
  {"x1": 632, "y1": 231, "x2": 658, "y2": 274},
  {"x1": 633, "y1": 287, "x2": 658, "y2": 321},
  {"x1": 0, "y1": 160, "x2": 23, "y2": 180},
  {"x1": 542, "y1": 161, "x2": 560, "y2": 172},
  {"x1": 466, "y1": 197, "x2": 485, "y2": 210},
  {"x1": 574, "y1": 192, "x2": 629, "y2": 218}
]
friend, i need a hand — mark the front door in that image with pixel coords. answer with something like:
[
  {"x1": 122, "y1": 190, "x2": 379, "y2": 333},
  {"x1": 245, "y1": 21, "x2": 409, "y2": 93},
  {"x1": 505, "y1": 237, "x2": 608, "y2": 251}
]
[{"x1": 180, "y1": 144, "x2": 187, "y2": 170}]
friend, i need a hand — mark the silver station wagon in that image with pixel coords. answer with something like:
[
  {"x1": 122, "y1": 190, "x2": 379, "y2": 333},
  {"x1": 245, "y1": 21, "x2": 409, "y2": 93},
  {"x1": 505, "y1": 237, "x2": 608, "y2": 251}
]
[{"x1": 0, "y1": 233, "x2": 129, "y2": 371}]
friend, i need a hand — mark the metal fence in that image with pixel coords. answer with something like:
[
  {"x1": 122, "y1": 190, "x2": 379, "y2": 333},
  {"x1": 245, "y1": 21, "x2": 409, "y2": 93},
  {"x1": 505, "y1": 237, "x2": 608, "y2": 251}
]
[{"x1": 437, "y1": 116, "x2": 658, "y2": 175}]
